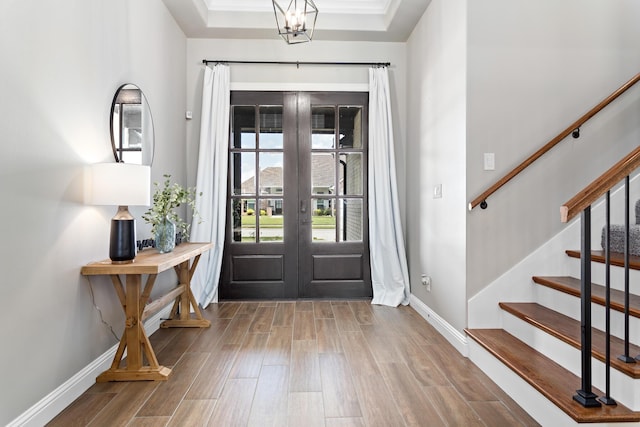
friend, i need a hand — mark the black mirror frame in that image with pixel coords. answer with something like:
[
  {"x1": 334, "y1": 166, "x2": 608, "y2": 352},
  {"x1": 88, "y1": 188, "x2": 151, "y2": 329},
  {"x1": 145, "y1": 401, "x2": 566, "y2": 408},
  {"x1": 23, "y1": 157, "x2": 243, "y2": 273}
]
[{"x1": 109, "y1": 83, "x2": 155, "y2": 165}]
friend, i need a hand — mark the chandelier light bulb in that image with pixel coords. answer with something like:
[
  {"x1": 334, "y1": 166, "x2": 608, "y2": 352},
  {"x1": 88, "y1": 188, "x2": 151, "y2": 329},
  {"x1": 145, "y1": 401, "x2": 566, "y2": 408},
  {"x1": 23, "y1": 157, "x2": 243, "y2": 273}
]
[{"x1": 286, "y1": 9, "x2": 306, "y2": 31}]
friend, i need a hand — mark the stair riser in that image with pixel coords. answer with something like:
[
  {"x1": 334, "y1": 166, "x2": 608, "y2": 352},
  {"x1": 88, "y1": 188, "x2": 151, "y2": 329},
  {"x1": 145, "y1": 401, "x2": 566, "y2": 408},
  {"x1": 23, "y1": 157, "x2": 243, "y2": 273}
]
[
  {"x1": 502, "y1": 312, "x2": 640, "y2": 411},
  {"x1": 568, "y1": 260, "x2": 640, "y2": 296},
  {"x1": 535, "y1": 285, "x2": 640, "y2": 344}
]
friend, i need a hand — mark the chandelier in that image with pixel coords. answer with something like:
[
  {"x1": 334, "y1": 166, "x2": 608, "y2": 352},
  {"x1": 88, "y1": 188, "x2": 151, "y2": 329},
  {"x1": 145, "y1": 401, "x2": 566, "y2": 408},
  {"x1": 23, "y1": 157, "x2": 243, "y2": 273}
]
[{"x1": 272, "y1": 0, "x2": 318, "y2": 44}]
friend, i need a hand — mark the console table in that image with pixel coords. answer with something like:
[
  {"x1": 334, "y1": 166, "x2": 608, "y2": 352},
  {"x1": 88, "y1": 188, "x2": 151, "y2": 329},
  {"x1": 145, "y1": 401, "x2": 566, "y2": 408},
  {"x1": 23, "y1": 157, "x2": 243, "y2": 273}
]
[{"x1": 81, "y1": 242, "x2": 213, "y2": 382}]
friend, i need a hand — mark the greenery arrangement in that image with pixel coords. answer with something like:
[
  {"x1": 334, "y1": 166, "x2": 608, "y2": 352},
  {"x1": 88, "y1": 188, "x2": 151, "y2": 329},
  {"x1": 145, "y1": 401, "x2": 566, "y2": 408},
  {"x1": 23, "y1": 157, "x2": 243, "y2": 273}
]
[{"x1": 142, "y1": 174, "x2": 202, "y2": 240}]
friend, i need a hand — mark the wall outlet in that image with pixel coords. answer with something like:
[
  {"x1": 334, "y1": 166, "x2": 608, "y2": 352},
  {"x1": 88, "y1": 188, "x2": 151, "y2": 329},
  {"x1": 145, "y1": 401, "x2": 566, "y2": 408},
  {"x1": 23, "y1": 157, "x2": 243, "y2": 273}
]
[
  {"x1": 433, "y1": 184, "x2": 442, "y2": 199},
  {"x1": 421, "y1": 274, "x2": 432, "y2": 292}
]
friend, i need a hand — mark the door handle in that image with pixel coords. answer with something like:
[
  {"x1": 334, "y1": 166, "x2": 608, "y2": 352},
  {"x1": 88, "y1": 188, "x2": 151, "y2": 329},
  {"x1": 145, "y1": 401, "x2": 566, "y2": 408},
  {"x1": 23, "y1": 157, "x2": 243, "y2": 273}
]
[{"x1": 300, "y1": 200, "x2": 311, "y2": 225}]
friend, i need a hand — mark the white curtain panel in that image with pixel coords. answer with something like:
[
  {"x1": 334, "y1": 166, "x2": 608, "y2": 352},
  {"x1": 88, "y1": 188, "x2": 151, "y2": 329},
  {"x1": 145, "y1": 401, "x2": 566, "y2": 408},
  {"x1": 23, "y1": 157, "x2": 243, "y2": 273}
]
[
  {"x1": 190, "y1": 64, "x2": 230, "y2": 307},
  {"x1": 368, "y1": 67, "x2": 411, "y2": 306}
]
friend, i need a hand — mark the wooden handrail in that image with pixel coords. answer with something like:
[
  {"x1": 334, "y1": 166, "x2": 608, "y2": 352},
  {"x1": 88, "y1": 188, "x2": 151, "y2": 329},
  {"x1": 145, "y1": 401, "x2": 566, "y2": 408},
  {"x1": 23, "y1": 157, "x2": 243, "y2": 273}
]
[
  {"x1": 469, "y1": 72, "x2": 640, "y2": 211},
  {"x1": 560, "y1": 145, "x2": 640, "y2": 223}
]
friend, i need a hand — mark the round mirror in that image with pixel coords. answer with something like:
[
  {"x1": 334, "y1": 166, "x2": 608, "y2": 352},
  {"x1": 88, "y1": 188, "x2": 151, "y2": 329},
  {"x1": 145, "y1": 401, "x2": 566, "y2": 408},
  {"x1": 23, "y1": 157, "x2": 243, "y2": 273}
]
[{"x1": 110, "y1": 83, "x2": 155, "y2": 165}]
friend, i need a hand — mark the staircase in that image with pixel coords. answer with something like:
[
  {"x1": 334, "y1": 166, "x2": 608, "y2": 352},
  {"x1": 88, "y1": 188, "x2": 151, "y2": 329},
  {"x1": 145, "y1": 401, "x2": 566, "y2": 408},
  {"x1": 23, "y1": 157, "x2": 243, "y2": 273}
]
[
  {"x1": 465, "y1": 72, "x2": 640, "y2": 425},
  {"x1": 466, "y1": 249, "x2": 640, "y2": 425}
]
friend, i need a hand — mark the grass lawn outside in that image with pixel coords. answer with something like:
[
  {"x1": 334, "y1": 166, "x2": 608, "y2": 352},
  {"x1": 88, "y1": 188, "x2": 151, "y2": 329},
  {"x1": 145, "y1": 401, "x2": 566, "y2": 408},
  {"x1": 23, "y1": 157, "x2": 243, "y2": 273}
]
[{"x1": 241, "y1": 215, "x2": 335, "y2": 228}]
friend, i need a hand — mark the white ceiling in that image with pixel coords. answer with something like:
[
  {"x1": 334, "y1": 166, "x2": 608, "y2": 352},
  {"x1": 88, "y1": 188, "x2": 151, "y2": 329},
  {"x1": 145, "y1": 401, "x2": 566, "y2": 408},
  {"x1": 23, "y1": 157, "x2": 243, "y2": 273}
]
[{"x1": 162, "y1": 0, "x2": 431, "y2": 42}]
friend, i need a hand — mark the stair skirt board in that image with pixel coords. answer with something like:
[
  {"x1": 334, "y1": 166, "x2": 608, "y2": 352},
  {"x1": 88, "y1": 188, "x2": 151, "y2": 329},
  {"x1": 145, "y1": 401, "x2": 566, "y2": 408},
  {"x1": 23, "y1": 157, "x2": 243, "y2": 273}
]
[
  {"x1": 502, "y1": 311, "x2": 640, "y2": 411},
  {"x1": 468, "y1": 338, "x2": 640, "y2": 427},
  {"x1": 534, "y1": 284, "x2": 640, "y2": 342}
]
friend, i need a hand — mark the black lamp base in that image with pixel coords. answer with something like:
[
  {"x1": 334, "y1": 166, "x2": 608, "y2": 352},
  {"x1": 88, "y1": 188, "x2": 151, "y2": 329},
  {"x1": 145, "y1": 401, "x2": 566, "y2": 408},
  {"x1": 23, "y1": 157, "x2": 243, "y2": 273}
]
[{"x1": 109, "y1": 206, "x2": 136, "y2": 264}]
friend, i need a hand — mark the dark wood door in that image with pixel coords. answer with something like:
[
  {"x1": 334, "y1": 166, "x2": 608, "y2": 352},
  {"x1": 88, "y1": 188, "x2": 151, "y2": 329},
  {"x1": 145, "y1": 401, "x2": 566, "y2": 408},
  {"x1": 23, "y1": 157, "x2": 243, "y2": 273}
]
[{"x1": 220, "y1": 91, "x2": 371, "y2": 300}]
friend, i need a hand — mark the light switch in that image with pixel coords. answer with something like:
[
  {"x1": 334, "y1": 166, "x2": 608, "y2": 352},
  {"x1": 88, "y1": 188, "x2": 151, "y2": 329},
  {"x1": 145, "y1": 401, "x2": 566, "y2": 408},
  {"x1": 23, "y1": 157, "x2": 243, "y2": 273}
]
[{"x1": 484, "y1": 153, "x2": 495, "y2": 171}]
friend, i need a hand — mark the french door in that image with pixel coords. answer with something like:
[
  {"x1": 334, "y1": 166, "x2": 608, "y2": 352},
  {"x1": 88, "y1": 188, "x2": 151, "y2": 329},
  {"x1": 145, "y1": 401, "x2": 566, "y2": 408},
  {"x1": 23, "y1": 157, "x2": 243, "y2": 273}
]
[{"x1": 219, "y1": 91, "x2": 372, "y2": 299}]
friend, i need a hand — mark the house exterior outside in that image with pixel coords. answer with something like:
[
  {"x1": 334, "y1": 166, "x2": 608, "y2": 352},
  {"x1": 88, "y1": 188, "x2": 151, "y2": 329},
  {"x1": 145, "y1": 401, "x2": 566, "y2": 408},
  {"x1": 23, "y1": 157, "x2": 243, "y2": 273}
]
[{"x1": 239, "y1": 157, "x2": 336, "y2": 216}]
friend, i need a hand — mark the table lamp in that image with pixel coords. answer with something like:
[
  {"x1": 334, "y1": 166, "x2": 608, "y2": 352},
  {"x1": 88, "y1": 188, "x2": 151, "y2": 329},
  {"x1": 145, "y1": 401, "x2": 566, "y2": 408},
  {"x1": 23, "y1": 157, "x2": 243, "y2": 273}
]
[{"x1": 87, "y1": 163, "x2": 151, "y2": 263}]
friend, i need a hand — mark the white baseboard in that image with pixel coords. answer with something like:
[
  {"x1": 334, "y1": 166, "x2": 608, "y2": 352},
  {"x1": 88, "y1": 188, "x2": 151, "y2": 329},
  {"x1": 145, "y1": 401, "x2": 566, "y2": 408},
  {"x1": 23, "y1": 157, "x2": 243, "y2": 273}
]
[
  {"x1": 8, "y1": 305, "x2": 173, "y2": 427},
  {"x1": 409, "y1": 293, "x2": 469, "y2": 357}
]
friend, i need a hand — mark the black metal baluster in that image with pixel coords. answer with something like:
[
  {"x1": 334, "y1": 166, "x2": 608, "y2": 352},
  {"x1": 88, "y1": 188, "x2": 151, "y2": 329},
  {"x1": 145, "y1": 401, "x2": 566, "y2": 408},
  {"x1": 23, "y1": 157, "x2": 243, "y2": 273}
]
[
  {"x1": 574, "y1": 206, "x2": 601, "y2": 407},
  {"x1": 599, "y1": 191, "x2": 616, "y2": 405},
  {"x1": 618, "y1": 176, "x2": 635, "y2": 363}
]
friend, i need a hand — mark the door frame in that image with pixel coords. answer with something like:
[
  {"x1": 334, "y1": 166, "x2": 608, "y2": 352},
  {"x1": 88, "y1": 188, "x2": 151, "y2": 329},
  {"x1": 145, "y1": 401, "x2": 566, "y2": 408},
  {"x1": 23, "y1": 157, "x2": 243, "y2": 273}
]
[{"x1": 220, "y1": 91, "x2": 372, "y2": 300}]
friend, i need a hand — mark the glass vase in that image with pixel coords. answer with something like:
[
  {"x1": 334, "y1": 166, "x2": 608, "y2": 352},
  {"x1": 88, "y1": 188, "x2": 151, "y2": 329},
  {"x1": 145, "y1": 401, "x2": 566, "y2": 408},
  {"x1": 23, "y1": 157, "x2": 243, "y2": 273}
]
[{"x1": 155, "y1": 215, "x2": 176, "y2": 253}]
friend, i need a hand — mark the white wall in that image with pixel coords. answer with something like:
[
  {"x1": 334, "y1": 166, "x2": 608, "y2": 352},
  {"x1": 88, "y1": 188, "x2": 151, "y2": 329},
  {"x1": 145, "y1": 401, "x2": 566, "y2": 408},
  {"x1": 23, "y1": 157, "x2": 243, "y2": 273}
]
[
  {"x1": 0, "y1": 1, "x2": 186, "y2": 424},
  {"x1": 465, "y1": 0, "x2": 640, "y2": 298},
  {"x1": 406, "y1": 0, "x2": 468, "y2": 333},
  {"x1": 407, "y1": 0, "x2": 640, "y2": 335},
  {"x1": 184, "y1": 39, "x2": 408, "y2": 226}
]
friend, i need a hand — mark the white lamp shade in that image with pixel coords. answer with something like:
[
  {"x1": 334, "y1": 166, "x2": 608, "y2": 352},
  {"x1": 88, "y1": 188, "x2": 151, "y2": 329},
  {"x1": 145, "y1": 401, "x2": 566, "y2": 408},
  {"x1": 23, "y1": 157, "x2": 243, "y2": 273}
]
[{"x1": 87, "y1": 163, "x2": 151, "y2": 206}]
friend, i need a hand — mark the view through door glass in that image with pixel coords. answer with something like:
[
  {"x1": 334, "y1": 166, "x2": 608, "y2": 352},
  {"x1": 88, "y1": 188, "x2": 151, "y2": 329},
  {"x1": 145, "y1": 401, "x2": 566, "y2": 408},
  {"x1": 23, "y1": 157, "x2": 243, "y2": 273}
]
[{"x1": 220, "y1": 91, "x2": 372, "y2": 300}]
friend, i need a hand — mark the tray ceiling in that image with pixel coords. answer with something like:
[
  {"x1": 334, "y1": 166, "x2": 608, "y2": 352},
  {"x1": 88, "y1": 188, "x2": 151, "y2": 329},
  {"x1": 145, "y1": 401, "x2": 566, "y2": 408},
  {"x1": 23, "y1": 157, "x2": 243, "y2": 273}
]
[{"x1": 162, "y1": 0, "x2": 431, "y2": 42}]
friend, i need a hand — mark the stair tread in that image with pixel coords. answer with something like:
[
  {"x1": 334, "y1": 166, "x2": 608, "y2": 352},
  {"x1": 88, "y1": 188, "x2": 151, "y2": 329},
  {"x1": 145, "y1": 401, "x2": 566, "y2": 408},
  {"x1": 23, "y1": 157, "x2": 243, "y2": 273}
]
[
  {"x1": 500, "y1": 302, "x2": 640, "y2": 378},
  {"x1": 566, "y1": 249, "x2": 640, "y2": 271},
  {"x1": 532, "y1": 275, "x2": 640, "y2": 319},
  {"x1": 465, "y1": 329, "x2": 640, "y2": 423}
]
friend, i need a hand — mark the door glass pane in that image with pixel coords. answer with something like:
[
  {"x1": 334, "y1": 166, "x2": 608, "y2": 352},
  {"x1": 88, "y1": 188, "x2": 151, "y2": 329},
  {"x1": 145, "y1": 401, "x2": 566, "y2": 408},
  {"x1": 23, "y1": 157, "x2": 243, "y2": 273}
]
[
  {"x1": 259, "y1": 106, "x2": 283, "y2": 149},
  {"x1": 231, "y1": 152, "x2": 256, "y2": 196},
  {"x1": 232, "y1": 198, "x2": 256, "y2": 242},
  {"x1": 339, "y1": 106, "x2": 362, "y2": 149},
  {"x1": 312, "y1": 153, "x2": 335, "y2": 195},
  {"x1": 312, "y1": 106, "x2": 335, "y2": 149},
  {"x1": 232, "y1": 106, "x2": 256, "y2": 149},
  {"x1": 339, "y1": 153, "x2": 362, "y2": 195},
  {"x1": 259, "y1": 153, "x2": 283, "y2": 195},
  {"x1": 312, "y1": 198, "x2": 336, "y2": 242},
  {"x1": 339, "y1": 198, "x2": 363, "y2": 242},
  {"x1": 258, "y1": 199, "x2": 283, "y2": 242}
]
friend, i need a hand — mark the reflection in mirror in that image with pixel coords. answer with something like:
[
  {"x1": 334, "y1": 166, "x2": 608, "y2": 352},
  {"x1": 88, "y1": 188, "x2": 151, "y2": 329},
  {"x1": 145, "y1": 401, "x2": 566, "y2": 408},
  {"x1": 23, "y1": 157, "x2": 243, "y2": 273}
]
[{"x1": 110, "y1": 84, "x2": 154, "y2": 165}]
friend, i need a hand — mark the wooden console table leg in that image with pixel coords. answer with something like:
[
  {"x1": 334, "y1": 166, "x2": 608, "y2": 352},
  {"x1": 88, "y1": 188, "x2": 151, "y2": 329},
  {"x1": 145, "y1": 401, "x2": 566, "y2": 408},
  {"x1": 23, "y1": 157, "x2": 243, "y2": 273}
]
[
  {"x1": 161, "y1": 255, "x2": 211, "y2": 329},
  {"x1": 97, "y1": 274, "x2": 171, "y2": 382},
  {"x1": 125, "y1": 274, "x2": 142, "y2": 370},
  {"x1": 179, "y1": 260, "x2": 190, "y2": 321}
]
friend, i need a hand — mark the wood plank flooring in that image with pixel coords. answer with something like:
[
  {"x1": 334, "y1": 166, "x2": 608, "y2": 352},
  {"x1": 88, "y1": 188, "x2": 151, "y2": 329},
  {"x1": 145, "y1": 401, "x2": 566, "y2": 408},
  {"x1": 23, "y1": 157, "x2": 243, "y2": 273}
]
[{"x1": 47, "y1": 301, "x2": 539, "y2": 427}]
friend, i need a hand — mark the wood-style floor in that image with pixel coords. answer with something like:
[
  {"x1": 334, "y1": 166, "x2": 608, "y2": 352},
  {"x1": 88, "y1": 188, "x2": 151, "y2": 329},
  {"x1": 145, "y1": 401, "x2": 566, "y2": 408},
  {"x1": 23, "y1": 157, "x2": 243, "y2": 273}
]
[{"x1": 48, "y1": 301, "x2": 540, "y2": 427}]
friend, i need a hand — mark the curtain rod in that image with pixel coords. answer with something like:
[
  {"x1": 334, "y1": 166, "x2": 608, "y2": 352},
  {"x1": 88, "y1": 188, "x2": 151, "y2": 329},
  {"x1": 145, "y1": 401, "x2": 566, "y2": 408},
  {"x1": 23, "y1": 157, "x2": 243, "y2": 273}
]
[{"x1": 202, "y1": 59, "x2": 390, "y2": 67}]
